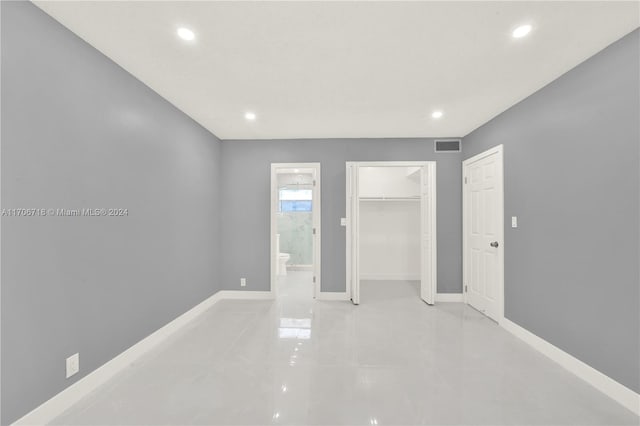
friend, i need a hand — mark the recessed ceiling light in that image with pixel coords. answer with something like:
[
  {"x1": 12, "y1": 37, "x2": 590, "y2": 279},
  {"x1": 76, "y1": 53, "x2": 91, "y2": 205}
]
[
  {"x1": 431, "y1": 111, "x2": 443, "y2": 119},
  {"x1": 245, "y1": 111, "x2": 256, "y2": 121},
  {"x1": 512, "y1": 24, "x2": 532, "y2": 39},
  {"x1": 177, "y1": 27, "x2": 195, "y2": 41}
]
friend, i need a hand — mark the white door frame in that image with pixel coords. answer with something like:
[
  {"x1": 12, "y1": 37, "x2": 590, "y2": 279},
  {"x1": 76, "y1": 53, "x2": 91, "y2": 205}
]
[
  {"x1": 346, "y1": 162, "x2": 360, "y2": 303},
  {"x1": 271, "y1": 163, "x2": 321, "y2": 298},
  {"x1": 462, "y1": 145, "x2": 504, "y2": 323},
  {"x1": 346, "y1": 161, "x2": 437, "y2": 305}
]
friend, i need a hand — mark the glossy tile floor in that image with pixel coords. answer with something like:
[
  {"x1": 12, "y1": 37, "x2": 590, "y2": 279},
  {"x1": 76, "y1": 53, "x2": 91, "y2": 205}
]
[{"x1": 52, "y1": 273, "x2": 639, "y2": 425}]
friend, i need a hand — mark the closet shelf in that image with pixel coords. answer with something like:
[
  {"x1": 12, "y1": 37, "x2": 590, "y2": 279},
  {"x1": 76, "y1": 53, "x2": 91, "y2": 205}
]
[
  {"x1": 359, "y1": 197, "x2": 420, "y2": 201},
  {"x1": 406, "y1": 167, "x2": 421, "y2": 179}
]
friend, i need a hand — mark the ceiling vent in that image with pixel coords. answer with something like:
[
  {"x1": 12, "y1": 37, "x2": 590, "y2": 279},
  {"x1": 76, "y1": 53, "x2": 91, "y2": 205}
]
[{"x1": 434, "y1": 139, "x2": 461, "y2": 153}]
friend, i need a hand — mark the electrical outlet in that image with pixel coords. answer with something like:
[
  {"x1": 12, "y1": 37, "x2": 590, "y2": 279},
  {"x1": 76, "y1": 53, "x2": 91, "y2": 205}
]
[
  {"x1": 240, "y1": 278, "x2": 246, "y2": 287},
  {"x1": 66, "y1": 353, "x2": 79, "y2": 378},
  {"x1": 511, "y1": 216, "x2": 518, "y2": 228},
  {"x1": 340, "y1": 218, "x2": 347, "y2": 226}
]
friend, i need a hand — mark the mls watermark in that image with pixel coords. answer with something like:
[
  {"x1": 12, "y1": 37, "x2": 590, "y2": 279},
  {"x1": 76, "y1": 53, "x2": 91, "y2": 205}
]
[{"x1": 1, "y1": 208, "x2": 129, "y2": 217}]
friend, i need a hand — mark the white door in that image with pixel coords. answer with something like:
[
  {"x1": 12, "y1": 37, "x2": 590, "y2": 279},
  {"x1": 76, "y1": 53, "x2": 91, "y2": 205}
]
[
  {"x1": 420, "y1": 164, "x2": 436, "y2": 304},
  {"x1": 346, "y1": 163, "x2": 360, "y2": 304},
  {"x1": 311, "y1": 167, "x2": 321, "y2": 299},
  {"x1": 463, "y1": 146, "x2": 504, "y2": 322}
]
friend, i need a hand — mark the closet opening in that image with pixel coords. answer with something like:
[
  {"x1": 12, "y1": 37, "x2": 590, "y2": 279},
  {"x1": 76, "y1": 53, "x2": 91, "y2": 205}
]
[
  {"x1": 346, "y1": 162, "x2": 436, "y2": 305},
  {"x1": 270, "y1": 163, "x2": 321, "y2": 300}
]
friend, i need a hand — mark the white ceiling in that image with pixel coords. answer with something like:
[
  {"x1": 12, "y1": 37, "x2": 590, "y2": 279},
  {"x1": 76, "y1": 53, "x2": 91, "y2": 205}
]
[{"x1": 34, "y1": 1, "x2": 639, "y2": 140}]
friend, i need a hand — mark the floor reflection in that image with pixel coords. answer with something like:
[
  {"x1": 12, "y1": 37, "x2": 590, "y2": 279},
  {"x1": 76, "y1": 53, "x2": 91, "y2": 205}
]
[{"x1": 50, "y1": 277, "x2": 639, "y2": 426}]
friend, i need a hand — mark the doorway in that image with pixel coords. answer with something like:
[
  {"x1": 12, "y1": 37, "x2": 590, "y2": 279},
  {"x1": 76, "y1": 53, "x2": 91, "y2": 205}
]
[
  {"x1": 463, "y1": 145, "x2": 504, "y2": 322},
  {"x1": 346, "y1": 161, "x2": 437, "y2": 305},
  {"x1": 271, "y1": 163, "x2": 321, "y2": 299}
]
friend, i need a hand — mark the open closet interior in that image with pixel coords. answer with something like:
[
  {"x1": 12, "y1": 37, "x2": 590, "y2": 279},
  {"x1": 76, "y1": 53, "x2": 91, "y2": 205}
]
[
  {"x1": 347, "y1": 161, "x2": 436, "y2": 305},
  {"x1": 359, "y1": 166, "x2": 421, "y2": 283}
]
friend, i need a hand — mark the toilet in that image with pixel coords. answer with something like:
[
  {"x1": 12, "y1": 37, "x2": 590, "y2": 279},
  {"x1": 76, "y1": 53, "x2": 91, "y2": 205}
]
[
  {"x1": 278, "y1": 253, "x2": 291, "y2": 276},
  {"x1": 276, "y1": 234, "x2": 291, "y2": 276}
]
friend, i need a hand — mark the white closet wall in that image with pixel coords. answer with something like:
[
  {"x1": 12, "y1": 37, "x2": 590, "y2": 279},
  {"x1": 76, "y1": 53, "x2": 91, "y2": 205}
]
[
  {"x1": 358, "y1": 167, "x2": 421, "y2": 281},
  {"x1": 359, "y1": 166, "x2": 419, "y2": 198},
  {"x1": 360, "y1": 201, "x2": 420, "y2": 280}
]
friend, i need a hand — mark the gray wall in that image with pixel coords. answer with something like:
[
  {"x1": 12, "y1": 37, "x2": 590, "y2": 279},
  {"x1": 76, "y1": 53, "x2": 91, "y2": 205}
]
[
  {"x1": 220, "y1": 139, "x2": 462, "y2": 294},
  {"x1": 1, "y1": 2, "x2": 222, "y2": 424},
  {"x1": 463, "y1": 29, "x2": 640, "y2": 393}
]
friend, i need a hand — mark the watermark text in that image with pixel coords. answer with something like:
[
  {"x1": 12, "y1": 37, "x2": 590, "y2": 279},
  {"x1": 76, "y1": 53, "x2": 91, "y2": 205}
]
[{"x1": 1, "y1": 208, "x2": 129, "y2": 217}]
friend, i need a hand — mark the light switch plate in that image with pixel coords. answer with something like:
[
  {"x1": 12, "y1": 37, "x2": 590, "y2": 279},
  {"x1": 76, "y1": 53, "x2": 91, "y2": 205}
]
[
  {"x1": 511, "y1": 216, "x2": 518, "y2": 228},
  {"x1": 340, "y1": 218, "x2": 347, "y2": 226},
  {"x1": 240, "y1": 278, "x2": 246, "y2": 287},
  {"x1": 66, "y1": 353, "x2": 79, "y2": 378}
]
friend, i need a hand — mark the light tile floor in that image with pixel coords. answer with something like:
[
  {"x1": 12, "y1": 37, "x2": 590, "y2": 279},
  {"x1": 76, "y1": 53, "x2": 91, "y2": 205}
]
[{"x1": 52, "y1": 273, "x2": 639, "y2": 425}]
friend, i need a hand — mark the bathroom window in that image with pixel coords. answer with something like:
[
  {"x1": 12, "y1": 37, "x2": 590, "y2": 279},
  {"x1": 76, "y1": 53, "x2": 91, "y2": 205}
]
[{"x1": 279, "y1": 189, "x2": 312, "y2": 212}]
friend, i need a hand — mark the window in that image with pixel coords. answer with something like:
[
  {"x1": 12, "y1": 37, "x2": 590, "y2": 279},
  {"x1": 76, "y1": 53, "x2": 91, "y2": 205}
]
[{"x1": 279, "y1": 188, "x2": 312, "y2": 212}]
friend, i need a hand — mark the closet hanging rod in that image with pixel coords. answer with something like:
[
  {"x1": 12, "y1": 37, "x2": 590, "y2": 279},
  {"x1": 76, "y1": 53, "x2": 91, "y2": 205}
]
[{"x1": 359, "y1": 196, "x2": 420, "y2": 201}]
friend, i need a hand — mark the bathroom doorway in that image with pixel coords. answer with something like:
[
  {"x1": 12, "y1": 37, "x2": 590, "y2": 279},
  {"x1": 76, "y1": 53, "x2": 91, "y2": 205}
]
[{"x1": 270, "y1": 163, "x2": 321, "y2": 299}]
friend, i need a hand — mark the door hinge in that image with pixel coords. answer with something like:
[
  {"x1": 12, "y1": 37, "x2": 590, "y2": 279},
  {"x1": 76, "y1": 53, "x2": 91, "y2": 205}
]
[
  {"x1": 313, "y1": 276, "x2": 316, "y2": 283},
  {"x1": 313, "y1": 180, "x2": 316, "y2": 186},
  {"x1": 465, "y1": 285, "x2": 468, "y2": 292},
  {"x1": 464, "y1": 177, "x2": 468, "y2": 184},
  {"x1": 313, "y1": 228, "x2": 316, "y2": 235}
]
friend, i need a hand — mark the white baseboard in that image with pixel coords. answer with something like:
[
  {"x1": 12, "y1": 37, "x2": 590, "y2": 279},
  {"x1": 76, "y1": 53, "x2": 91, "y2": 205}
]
[
  {"x1": 435, "y1": 293, "x2": 464, "y2": 302},
  {"x1": 12, "y1": 289, "x2": 277, "y2": 425},
  {"x1": 501, "y1": 317, "x2": 640, "y2": 416},
  {"x1": 360, "y1": 274, "x2": 420, "y2": 281},
  {"x1": 217, "y1": 290, "x2": 275, "y2": 300},
  {"x1": 12, "y1": 291, "x2": 225, "y2": 426},
  {"x1": 316, "y1": 291, "x2": 350, "y2": 301},
  {"x1": 17, "y1": 291, "x2": 637, "y2": 425}
]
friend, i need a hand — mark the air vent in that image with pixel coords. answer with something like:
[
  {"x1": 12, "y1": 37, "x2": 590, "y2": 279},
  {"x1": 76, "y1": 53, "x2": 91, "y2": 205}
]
[{"x1": 434, "y1": 139, "x2": 461, "y2": 153}]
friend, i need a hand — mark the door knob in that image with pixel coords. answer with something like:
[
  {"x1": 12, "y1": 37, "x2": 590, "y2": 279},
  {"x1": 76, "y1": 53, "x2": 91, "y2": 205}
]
[{"x1": 490, "y1": 241, "x2": 499, "y2": 248}]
